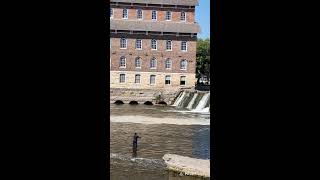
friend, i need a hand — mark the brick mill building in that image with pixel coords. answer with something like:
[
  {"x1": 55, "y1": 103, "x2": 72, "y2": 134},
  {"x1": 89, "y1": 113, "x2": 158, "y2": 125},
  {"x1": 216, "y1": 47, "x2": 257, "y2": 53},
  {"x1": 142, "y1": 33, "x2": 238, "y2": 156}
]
[{"x1": 110, "y1": 0, "x2": 200, "y2": 104}]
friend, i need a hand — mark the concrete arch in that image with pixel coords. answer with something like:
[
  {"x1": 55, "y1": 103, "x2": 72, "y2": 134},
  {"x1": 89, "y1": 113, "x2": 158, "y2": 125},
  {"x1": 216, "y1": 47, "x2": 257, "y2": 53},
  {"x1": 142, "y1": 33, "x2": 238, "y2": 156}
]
[
  {"x1": 157, "y1": 101, "x2": 167, "y2": 105},
  {"x1": 114, "y1": 100, "x2": 124, "y2": 104},
  {"x1": 144, "y1": 101, "x2": 153, "y2": 105},
  {"x1": 129, "y1": 101, "x2": 139, "y2": 105}
]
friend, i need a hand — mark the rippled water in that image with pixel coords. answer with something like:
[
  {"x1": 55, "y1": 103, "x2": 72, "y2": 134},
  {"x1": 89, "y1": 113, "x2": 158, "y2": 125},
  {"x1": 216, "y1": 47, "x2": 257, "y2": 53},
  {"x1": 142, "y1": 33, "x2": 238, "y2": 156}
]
[{"x1": 110, "y1": 104, "x2": 210, "y2": 180}]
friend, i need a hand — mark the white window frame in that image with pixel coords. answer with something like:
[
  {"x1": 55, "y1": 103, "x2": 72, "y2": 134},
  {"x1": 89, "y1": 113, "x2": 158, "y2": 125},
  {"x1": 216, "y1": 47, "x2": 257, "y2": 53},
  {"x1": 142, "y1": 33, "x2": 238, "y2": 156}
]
[
  {"x1": 122, "y1": 8, "x2": 128, "y2": 19},
  {"x1": 135, "y1": 57, "x2": 142, "y2": 68},
  {"x1": 166, "y1": 40, "x2": 172, "y2": 51},
  {"x1": 181, "y1": 41, "x2": 187, "y2": 51},
  {"x1": 135, "y1": 74, "x2": 141, "y2": 84},
  {"x1": 119, "y1": 56, "x2": 126, "y2": 68},
  {"x1": 180, "y1": 76, "x2": 186, "y2": 86},
  {"x1": 180, "y1": 59, "x2": 187, "y2": 70},
  {"x1": 120, "y1": 38, "x2": 127, "y2": 49},
  {"x1": 151, "y1": 10, "x2": 157, "y2": 21},
  {"x1": 120, "y1": 74, "x2": 126, "y2": 83},
  {"x1": 150, "y1": 57, "x2": 157, "y2": 69},
  {"x1": 136, "y1": 39, "x2": 142, "y2": 50},
  {"x1": 180, "y1": 11, "x2": 186, "y2": 21},
  {"x1": 151, "y1": 39, "x2": 157, "y2": 50},
  {"x1": 165, "y1": 11, "x2": 172, "y2": 21},
  {"x1": 150, "y1": 75, "x2": 156, "y2": 85},
  {"x1": 165, "y1": 59, "x2": 172, "y2": 69},
  {"x1": 137, "y1": 9, "x2": 143, "y2": 20},
  {"x1": 165, "y1": 75, "x2": 171, "y2": 85}
]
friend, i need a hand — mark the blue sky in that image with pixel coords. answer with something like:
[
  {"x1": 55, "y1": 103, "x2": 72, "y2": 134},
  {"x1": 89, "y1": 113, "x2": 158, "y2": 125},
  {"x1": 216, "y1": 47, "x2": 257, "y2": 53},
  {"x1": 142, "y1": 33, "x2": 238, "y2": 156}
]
[{"x1": 196, "y1": 0, "x2": 210, "y2": 39}]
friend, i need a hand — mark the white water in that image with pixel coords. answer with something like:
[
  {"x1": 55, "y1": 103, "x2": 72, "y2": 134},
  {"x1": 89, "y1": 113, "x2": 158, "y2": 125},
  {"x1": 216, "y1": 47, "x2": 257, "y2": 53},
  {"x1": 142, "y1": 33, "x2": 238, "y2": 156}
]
[
  {"x1": 187, "y1": 93, "x2": 198, "y2": 109},
  {"x1": 172, "y1": 91, "x2": 186, "y2": 106},
  {"x1": 192, "y1": 93, "x2": 210, "y2": 112},
  {"x1": 171, "y1": 91, "x2": 210, "y2": 113},
  {"x1": 110, "y1": 115, "x2": 209, "y2": 125}
]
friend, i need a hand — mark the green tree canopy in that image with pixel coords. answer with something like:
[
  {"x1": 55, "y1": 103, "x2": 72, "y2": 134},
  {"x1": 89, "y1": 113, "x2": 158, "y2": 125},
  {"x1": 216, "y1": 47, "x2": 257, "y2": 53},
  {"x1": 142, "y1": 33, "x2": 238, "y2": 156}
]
[{"x1": 196, "y1": 38, "x2": 210, "y2": 83}]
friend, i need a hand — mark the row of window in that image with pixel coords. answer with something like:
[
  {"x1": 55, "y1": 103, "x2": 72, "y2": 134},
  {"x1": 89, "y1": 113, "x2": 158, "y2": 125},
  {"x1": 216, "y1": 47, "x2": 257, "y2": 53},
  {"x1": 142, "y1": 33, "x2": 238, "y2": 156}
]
[
  {"x1": 111, "y1": 38, "x2": 188, "y2": 51},
  {"x1": 110, "y1": 8, "x2": 187, "y2": 21},
  {"x1": 115, "y1": 57, "x2": 188, "y2": 70},
  {"x1": 118, "y1": 74, "x2": 186, "y2": 85}
]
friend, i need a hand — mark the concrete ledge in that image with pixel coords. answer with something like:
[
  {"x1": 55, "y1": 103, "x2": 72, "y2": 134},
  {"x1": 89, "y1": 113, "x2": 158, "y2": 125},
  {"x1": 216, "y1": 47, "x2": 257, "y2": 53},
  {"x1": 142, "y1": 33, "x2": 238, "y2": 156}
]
[{"x1": 163, "y1": 154, "x2": 210, "y2": 178}]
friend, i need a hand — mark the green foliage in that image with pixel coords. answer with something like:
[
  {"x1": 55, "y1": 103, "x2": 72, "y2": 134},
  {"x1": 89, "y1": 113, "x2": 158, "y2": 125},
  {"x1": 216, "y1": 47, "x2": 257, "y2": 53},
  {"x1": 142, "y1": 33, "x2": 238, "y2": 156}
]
[{"x1": 196, "y1": 38, "x2": 210, "y2": 82}]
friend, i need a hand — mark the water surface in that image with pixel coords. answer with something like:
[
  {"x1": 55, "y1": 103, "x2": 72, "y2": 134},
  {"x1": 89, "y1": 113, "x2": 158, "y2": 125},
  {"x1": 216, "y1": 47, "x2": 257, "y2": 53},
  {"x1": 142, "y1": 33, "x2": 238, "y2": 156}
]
[{"x1": 110, "y1": 104, "x2": 210, "y2": 180}]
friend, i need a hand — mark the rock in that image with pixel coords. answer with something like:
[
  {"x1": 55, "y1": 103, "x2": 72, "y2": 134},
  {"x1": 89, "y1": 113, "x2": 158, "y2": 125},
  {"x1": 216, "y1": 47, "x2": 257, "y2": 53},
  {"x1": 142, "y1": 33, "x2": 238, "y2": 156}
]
[{"x1": 163, "y1": 154, "x2": 210, "y2": 178}]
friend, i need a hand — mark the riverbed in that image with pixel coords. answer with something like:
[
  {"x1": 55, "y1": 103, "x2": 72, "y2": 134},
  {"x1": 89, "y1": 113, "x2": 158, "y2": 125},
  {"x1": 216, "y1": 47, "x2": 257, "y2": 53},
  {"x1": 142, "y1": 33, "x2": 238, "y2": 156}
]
[{"x1": 110, "y1": 103, "x2": 210, "y2": 180}]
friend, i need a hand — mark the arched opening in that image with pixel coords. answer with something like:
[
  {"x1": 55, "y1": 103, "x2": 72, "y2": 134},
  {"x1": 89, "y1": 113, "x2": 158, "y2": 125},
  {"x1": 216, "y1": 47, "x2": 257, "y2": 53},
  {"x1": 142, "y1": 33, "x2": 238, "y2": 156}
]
[
  {"x1": 114, "y1": 100, "x2": 124, "y2": 104},
  {"x1": 129, "y1": 101, "x2": 139, "y2": 105},
  {"x1": 157, "y1": 101, "x2": 167, "y2": 105},
  {"x1": 144, "y1": 101, "x2": 153, "y2": 105}
]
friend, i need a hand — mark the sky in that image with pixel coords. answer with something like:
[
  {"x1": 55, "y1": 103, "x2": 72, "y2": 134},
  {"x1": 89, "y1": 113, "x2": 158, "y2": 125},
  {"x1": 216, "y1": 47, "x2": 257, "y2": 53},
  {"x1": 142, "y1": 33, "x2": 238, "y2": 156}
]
[{"x1": 196, "y1": 0, "x2": 210, "y2": 39}]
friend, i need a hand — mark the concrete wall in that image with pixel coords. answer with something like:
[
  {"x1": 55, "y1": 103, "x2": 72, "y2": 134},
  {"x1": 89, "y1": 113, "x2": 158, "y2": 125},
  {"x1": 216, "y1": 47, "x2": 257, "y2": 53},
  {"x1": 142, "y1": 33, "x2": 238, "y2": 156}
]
[
  {"x1": 110, "y1": 87, "x2": 184, "y2": 105},
  {"x1": 110, "y1": 71, "x2": 196, "y2": 89}
]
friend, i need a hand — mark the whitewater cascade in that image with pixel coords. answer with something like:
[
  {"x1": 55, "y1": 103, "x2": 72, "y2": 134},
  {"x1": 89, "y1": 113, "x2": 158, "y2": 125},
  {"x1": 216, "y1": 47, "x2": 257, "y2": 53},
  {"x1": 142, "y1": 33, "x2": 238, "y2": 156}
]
[{"x1": 172, "y1": 91, "x2": 210, "y2": 113}]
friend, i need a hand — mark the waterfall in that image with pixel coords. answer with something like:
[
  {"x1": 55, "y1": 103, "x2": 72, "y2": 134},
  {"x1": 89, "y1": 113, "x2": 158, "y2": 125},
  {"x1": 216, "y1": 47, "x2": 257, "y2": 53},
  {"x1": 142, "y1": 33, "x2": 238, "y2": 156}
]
[
  {"x1": 172, "y1": 90, "x2": 210, "y2": 113},
  {"x1": 192, "y1": 93, "x2": 210, "y2": 112},
  {"x1": 187, "y1": 93, "x2": 198, "y2": 109},
  {"x1": 172, "y1": 91, "x2": 186, "y2": 106}
]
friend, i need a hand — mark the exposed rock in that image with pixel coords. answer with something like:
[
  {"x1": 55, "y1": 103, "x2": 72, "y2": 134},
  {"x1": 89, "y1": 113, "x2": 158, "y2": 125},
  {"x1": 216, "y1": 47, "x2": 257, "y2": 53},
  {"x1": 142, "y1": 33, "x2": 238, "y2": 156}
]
[{"x1": 163, "y1": 154, "x2": 210, "y2": 178}]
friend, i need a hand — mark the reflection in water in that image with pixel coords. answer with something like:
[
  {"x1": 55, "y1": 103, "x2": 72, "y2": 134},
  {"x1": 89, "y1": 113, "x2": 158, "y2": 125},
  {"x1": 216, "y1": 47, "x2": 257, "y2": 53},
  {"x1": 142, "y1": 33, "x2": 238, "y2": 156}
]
[{"x1": 110, "y1": 104, "x2": 210, "y2": 180}]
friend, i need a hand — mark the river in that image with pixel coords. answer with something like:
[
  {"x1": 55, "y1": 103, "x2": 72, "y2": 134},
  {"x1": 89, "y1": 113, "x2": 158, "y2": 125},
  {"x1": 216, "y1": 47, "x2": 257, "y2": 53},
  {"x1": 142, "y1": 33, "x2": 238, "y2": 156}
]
[{"x1": 110, "y1": 103, "x2": 210, "y2": 180}]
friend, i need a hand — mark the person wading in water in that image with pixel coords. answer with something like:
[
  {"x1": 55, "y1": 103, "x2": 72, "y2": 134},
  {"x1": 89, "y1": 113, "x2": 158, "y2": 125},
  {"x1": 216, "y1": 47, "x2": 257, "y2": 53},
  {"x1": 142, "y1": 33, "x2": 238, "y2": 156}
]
[{"x1": 132, "y1": 133, "x2": 141, "y2": 158}]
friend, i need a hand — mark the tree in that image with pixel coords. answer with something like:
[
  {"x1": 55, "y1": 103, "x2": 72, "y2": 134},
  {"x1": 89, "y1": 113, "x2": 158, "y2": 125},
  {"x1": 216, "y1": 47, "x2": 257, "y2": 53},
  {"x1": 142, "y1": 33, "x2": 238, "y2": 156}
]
[{"x1": 196, "y1": 38, "x2": 210, "y2": 84}]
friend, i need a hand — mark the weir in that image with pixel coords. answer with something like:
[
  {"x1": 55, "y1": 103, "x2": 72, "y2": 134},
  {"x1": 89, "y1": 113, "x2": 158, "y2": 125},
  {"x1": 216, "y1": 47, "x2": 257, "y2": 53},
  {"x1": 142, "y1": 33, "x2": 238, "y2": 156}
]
[{"x1": 172, "y1": 90, "x2": 210, "y2": 113}]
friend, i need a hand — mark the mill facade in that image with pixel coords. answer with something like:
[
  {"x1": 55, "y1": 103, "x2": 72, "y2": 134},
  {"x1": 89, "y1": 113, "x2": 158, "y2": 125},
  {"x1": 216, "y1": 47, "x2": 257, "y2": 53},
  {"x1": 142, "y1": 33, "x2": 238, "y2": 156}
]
[{"x1": 110, "y1": 0, "x2": 200, "y2": 95}]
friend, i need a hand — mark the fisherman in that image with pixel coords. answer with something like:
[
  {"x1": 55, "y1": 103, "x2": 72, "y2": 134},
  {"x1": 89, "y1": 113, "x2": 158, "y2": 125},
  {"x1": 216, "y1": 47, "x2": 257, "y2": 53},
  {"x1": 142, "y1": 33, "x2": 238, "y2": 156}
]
[{"x1": 132, "y1": 133, "x2": 141, "y2": 157}]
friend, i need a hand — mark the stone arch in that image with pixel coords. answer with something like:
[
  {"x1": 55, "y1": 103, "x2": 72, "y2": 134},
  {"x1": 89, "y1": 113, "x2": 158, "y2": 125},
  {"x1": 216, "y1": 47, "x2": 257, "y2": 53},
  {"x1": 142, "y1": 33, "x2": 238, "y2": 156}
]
[
  {"x1": 157, "y1": 101, "x2": 167, "y2": 105},
  {"x1": 114, "y1": 100, "x2": 124, "y2": 104},
  {"x1": 129, "y1": 101, "x2": 139, "y2": 105},
  {"x1": 144, "y1": 101, "x2": 153, "y2": 105}
]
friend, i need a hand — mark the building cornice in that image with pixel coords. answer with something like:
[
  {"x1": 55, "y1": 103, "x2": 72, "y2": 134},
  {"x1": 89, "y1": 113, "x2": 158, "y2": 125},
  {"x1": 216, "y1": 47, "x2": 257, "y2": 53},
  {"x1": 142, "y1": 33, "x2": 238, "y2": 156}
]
[
  {"x1": 110, "y1": 19, "x2": 200, "y2": 34},
  {"x1": 110, "y1": 0, "x2": 199, "y2": 6}
]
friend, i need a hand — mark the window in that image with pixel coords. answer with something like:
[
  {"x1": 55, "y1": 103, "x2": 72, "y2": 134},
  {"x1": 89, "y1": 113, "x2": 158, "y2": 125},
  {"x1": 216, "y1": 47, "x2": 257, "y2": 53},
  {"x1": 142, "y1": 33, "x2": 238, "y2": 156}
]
[
  {"x1": 137, "y1": 9, "x2": 143, "y2": 20},
  {"x1": 150, "y1": 75, "x2": 156, "y2": 85},
  {"x1": 181, "y1": 41, "x2": 187, "y2": 51},
  {"x1": 110, "y1": 8, "x2": 113, "y2": 18},
  {"x1": 165, "y1": 11, "x2": 172, "y2": 21},
  {"x1": 180, "y1": 11, "x2": 186, "y2": 21},
  {"x1": 136, "y1": 39, "x2": 142, "y2": 49},
  {"x1": 180, "y1": 76, "x2": 186, "y2": 85},
  {"x1": 135, "y1": 57, "x2": 141, "y2": 68},
  {"x1": 119, "y1": 56, "x2": 126, "y2": 68},
  {"x1": 151, "y1": 39, "x2": 157, "y2": 50},
  {"x1": 120, "y1": 74, "x2": 125, "y2": 83},
  {"x1": 165, "y1": 75, "x2": 171, "y2": 85},
  {"x1": 122, "y1": 9, "x2": 128, "y2": 19},
  {"x1": 166, "y1": 40, "x2": 172, "y2": 51},
  {"x1": 120, "y1": 38, "x2": 127, "y2": 49},
  {"x1": 165, "y1": 59, "x2": 171, "y2": 69},
  {"x1": 180, "y1": 59, "x2": 187, "y2": 70},
  {"x1": 150, "y1": 57, "x2": 157, "y2": 69},
  {"x1": 151, "y1": 10, "x2": 157, "y2": 20},
  {"x1": 135, "y1": 74, "x2": 141, "y2": 84}
]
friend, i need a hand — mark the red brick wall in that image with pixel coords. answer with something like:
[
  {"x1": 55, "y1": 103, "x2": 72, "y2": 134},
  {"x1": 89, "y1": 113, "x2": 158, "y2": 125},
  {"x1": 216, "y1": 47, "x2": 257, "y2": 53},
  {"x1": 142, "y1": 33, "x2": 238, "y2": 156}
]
[{"x1": 110, "y1": 34, "x2": 196, "y2": 74}]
